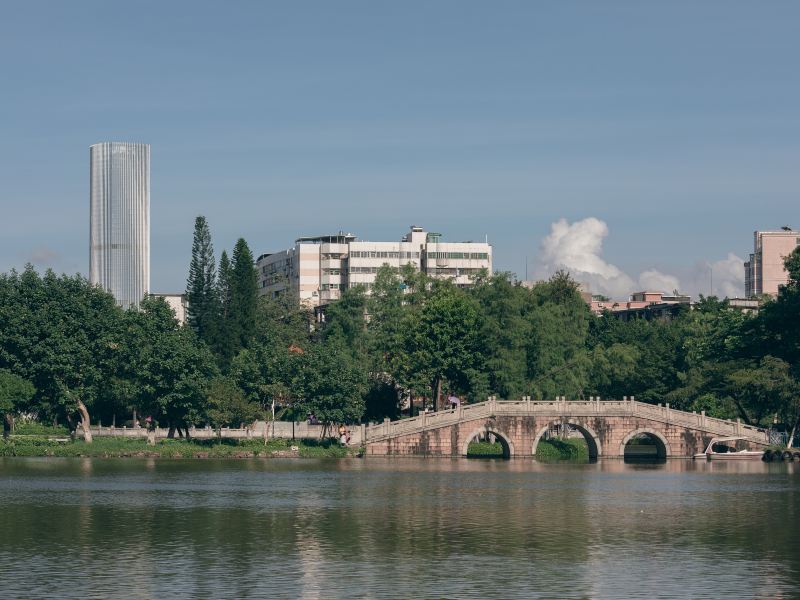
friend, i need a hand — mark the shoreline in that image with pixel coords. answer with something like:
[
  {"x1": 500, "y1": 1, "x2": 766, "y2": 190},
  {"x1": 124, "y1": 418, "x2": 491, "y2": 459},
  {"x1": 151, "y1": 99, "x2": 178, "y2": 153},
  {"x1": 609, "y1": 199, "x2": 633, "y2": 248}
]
[{"x1": 0, "y1": 436, "x2": 361, "y2": 459}]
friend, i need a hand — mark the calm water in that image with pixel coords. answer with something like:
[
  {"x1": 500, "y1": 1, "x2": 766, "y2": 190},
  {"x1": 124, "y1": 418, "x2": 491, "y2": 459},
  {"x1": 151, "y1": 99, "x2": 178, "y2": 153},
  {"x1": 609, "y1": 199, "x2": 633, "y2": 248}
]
[{"x1": 0, "y1": 457, "x2": 798, "y2": 599}]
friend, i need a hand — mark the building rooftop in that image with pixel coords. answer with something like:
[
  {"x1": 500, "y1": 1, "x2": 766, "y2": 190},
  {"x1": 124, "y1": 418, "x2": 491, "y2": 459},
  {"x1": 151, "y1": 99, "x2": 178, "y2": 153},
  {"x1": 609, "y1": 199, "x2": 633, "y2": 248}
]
[{"x1": 295, "y1": 233, "x2": 357, "y2": 245}]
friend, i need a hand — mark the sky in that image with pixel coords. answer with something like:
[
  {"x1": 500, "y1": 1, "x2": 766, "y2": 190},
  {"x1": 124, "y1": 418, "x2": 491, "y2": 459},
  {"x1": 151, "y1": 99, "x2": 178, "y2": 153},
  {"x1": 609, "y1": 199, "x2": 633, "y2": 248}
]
[{"x1": 1, "y1": 1, "x2": 798, "y2": 298}]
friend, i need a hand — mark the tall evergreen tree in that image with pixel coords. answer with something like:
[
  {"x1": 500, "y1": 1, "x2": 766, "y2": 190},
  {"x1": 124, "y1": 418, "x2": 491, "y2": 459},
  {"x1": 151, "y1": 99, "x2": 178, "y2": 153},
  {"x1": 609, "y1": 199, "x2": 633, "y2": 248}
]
[
  {"x1": 229, "y1": 238, "x2": 259, "y2": 354},
  {"x1": 212, "y1": 249, "x2": 236, "y2": 362},
  {"x1": 186, "y1": 216, "x2": 218, "y2": 344},
  {"x1": 217, "y1": 250, "x2": 233, "y2": 321}
]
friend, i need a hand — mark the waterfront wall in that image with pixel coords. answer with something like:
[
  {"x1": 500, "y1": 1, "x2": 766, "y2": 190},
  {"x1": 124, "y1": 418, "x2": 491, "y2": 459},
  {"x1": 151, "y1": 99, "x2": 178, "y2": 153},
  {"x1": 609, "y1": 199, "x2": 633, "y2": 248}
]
[{"x1": 86, "y1": 421, "x2": 365, "y2": 445}]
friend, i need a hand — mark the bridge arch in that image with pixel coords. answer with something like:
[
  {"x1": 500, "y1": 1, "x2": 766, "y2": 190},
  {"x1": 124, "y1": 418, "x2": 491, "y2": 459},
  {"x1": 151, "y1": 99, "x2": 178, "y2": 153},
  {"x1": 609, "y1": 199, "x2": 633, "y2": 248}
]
[
  {"x1": 461, "y1": 426, "x2": 515, "y2": 459},
  {"x1": 619, "y1": 428, "x2": 670, "y2": 459},
  {"x1": 532, "y1": 420, "x2": 602, "y2": 460}
]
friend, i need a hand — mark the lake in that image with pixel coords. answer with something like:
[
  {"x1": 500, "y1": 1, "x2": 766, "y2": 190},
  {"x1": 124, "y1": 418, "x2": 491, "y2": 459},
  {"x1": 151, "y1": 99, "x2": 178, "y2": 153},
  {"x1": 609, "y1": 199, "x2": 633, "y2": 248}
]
[{"x1": 0, "y1": 457, "x2": 798, "y2": 599}]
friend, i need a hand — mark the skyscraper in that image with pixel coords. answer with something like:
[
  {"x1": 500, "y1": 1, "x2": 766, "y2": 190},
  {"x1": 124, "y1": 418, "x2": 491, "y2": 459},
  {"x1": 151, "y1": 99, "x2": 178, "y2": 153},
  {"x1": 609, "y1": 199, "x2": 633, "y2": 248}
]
[{"x1": 89, "y1": 142, "x2": 150, "y2": 308}]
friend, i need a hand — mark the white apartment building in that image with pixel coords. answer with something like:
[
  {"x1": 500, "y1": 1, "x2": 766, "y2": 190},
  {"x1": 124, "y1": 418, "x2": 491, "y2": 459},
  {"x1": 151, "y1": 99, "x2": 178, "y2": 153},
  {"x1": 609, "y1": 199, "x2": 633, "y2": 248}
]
[
  {"x1": 256, "y1": 226, "x2": 492, "y2": 307},
  {"x1": 150, "y1": 293, "x2": 188, "y2": 325}
]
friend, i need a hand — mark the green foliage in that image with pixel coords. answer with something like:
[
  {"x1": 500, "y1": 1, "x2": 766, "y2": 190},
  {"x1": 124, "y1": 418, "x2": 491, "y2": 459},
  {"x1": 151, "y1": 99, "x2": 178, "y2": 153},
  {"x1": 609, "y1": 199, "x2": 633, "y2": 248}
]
[
  {"x1": 399, "y1": 280, "x2": 485, "y2": 405},
  {"x1": 227, "y1": 238, "x2": 259, "y2": 354},
  {"x1": 0, "y1": 436, "x2": 356, "y2": 458},
  {"x1": 0, "y1": 370, "x2": 35, "y2": 415},
  {"x1": 295, "y1": 339, "x2": 368, "y2": 425},
  {"x1": 186, "y1": 215, "x2": 219, "y2": 343},
  {"x1": 205, "y1": 377, "x2": 262, "y2": 432},
  {"x1": 470, "y1": 274, "x2": 531, "y2": 399},
  {"x1": 588, "y1": 313, "x2": 685, "y2": 404},
  {"x1": 11, "y1": 421, "x2": 69, "y2": 436},
  {"x1": 528, "y1": 271, "x2": 591, "y2": 399},
  {"x1": 535, "y1": 438, "x2": 589, "y2": 461},
  {"x1": 2, "y1": 232, "x2": 800, "y2": 439},
  {"x1": 323, "y1": 285, "x2": 369, "y2": 358},
  {"x1": 120, "y1": 297, "x2": 219, "y2": 430},
  {"x1": 466, "y1": 441, "x2": 505, "y2": 457},
  {"x1": 0, "y1": 267, "x2": 125, "y2": 430},
  {"x1": 254, "y1": 285, "x2": 312, "y2": 347}
]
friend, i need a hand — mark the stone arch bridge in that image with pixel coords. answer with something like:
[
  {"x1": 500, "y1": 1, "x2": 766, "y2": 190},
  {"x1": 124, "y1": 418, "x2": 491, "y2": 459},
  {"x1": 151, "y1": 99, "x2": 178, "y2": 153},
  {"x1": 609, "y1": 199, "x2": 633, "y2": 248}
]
[{"x1": 364, "y1": 398, "x2": 770, "y2": 459}]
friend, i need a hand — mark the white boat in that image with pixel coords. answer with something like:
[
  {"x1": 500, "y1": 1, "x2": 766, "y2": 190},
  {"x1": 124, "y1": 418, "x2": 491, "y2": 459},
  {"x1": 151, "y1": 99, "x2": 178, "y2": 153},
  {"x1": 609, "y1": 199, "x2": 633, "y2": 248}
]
[{"x1": 693, "y1": 437, "x2": 764, "y2": 461}]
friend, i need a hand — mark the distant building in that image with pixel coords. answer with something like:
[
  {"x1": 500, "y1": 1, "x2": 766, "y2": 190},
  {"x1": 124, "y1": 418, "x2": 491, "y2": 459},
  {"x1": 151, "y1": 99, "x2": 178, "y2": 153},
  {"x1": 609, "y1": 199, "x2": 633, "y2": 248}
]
[
  {"x1": 727, "y1": 297, "x2": 761, "y2": 314},
  {"x1": 89, "y1": 142, "x2": 150, "y2": 308},
  {"x1": 256, "y1": 226, "x2": 492, "y2": 308},
  {"x1": 150, "y1": 293, "x2": 188, "y2": 324},
  {"x1": 590, "y1": 290, "x2": 691, "y2": 320},
  {"x1": 744, "y1": 229, "x2": 799, "y2": 298}
]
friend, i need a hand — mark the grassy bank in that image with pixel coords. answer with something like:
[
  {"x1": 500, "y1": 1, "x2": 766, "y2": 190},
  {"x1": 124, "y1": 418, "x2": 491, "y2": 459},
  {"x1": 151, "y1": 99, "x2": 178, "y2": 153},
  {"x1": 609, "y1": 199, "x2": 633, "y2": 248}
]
[
  {"x1": 535, "y1": 438, "x2": 589, "y2": 461},
  {"x1": 466, "y1": 437, "x2": 590, "y2": 460},
  {"x1": 0, "y1": 436, "x2": 359, "y2": 459}
]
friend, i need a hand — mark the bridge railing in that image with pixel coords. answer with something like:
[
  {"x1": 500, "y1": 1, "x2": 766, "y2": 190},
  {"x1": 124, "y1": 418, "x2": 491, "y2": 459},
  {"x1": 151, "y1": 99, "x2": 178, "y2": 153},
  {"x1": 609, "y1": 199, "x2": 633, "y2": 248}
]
[{"x1": 365, "y1": 398, "x2": 769, "y2": 443}]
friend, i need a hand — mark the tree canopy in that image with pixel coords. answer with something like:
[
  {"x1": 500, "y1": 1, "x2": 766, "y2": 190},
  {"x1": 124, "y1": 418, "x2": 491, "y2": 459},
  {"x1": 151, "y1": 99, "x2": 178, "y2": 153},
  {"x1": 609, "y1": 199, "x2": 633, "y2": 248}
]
[{"x1": 2, "y1": 220, "x2": 798, "y2": 443}]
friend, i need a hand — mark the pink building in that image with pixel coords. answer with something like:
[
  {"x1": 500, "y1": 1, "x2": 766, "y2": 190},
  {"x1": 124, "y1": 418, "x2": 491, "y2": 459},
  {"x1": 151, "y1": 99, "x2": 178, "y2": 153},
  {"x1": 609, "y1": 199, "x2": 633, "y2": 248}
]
[
  {"x1": 589, "y1": 291, "x2": 690, "y2": 319},
  {"x1": 744, "y1": 229, "x2": 799, "y2": 298}
]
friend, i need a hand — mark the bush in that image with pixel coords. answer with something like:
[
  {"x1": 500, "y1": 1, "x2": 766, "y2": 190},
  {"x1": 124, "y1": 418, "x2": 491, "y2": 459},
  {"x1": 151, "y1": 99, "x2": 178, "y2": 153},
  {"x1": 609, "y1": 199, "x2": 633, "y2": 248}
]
[
  {"x1": 535, "y1": 437, "x2": 589, "y2": 461},
  {"x1": 467, "y1": 441, "x2": 505, "y2": 457},
  {"x1": 11, "y1": 422, "x2": 70, "y2": 436}
]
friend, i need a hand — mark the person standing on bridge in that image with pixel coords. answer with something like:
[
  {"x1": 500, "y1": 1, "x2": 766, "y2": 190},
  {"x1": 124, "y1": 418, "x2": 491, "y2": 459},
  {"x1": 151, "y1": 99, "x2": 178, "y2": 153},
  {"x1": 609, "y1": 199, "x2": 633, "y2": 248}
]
[{"x1": 448, "y1": 393, "x2": 461, "y2": 411}]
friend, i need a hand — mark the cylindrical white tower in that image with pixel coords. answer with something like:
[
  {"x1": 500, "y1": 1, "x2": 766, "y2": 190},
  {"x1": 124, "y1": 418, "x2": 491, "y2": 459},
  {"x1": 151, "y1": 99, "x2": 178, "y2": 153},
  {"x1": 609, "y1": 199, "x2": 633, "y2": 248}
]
[{"x1": 89, "y1": 142, "x2": 150, "y2": 308}]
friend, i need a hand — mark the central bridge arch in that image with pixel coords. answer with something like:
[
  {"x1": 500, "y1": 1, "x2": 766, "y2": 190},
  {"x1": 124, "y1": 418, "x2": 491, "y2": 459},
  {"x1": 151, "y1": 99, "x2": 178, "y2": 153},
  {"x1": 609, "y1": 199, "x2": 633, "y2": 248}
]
[
  {"x1": 532, "y1": 420, "x2": 602, "y2": 460},
  {"x1": 461, "y1": 426, "x2": 514, "y2": 459},
  {"x1": 619, "y1": 428, "x2": 670, "y2": 459}
]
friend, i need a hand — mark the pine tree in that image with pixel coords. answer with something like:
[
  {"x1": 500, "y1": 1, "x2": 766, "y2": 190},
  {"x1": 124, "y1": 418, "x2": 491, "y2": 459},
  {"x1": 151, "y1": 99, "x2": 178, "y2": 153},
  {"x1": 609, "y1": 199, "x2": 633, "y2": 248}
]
[
  {"x1": 217, "y1": 250, "x2": 233, "y2": 321},
  {"x1": 213, "y1": 249, "x2": 236, "y2": 364},
  {"x1": 186, "y1": 216, "x2": 219, "y2": 343},
  {"x1": 229, "y1": 238, "x2": 259, "y2": 352}
]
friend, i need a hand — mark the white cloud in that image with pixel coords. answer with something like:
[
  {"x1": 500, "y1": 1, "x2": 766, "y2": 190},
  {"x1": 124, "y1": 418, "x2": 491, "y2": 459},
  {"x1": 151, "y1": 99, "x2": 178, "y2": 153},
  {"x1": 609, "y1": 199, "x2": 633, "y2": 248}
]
[
  {"x1": 711, "y1": 254, "x2": 745, "y2": 298},
  {"x1": 638, "y1": 269, "x2": 681, "y2": 294},
  {"x1": 535, "y1": 217, "x2": 682, "y2": 298}
]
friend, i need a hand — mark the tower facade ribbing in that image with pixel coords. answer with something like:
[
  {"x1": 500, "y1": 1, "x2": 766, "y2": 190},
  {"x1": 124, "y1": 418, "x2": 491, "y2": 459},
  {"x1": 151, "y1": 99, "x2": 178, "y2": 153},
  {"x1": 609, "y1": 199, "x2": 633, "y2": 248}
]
[{"x1": 89, "y1": 142, "x2": 150, "y2": 308}]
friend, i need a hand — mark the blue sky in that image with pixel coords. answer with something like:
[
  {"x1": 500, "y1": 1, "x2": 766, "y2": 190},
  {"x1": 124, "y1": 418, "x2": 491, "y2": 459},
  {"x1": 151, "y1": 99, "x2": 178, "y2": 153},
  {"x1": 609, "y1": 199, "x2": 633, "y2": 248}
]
[{"x1": 1, "y1": 1, "x2": 798, "y2": 297}]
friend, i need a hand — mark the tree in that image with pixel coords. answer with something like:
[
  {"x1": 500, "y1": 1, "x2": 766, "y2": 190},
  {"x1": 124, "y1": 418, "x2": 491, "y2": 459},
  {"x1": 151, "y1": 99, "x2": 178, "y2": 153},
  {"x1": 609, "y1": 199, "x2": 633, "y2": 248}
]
[
  {"x1": 527, "y1": 272, "x2": 591, "y2": 399},
  {"x1": 254, "y1": 283, "x2": 312, "y2": 348},
  {"x1": 231, "y1": 341, "x2": 303, "y2": 424},
  {"x1": 588, "y1": 311, "x2": 687, "y2": 405},
  {"x1": 366, "y1": 266, "x2": 412, "y2": 413},
  {"x1": 213, "y1": 249, "x2": 236, "y2": 362},
  {"x1": 186, "y1": 215, "x2": 219, "y2": 344},
  {"x1": 295, "y1": 339, "x2": 368, "y2": 431},
  {"x1": 323, "y1": 285, "x2": 369, "y2": 359},
  {"x1": 205, "y1": 377, "x2": 261, "y2": 437},
  {"x1": 227, "y1": 238, "x2": 259, "y2": 356},
  {"x1": 587, "y1": 343, "x2": 640, "y2": 400},
  {"x1": 0, "y1": 370, "x2": 35, "y2": 438},
  {"x1": 120, "y1": 297, "x2": 219, "y2": 436},
  {"x1": 470, "y1": 274, "x2": 532, "y2": 399},
  {"x1": 400, "y1": 281, "x2": 484, "y2": 409},
  {"x1": 0, "y1": 268, "x2": 127, "y2": 442}
]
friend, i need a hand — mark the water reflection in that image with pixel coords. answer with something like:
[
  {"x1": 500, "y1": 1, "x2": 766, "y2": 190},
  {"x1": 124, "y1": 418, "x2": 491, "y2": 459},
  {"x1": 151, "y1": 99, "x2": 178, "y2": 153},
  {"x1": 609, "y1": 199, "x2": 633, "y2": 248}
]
[{"x1": 0, "y1": 457, "x2": 798, "y2": 599}]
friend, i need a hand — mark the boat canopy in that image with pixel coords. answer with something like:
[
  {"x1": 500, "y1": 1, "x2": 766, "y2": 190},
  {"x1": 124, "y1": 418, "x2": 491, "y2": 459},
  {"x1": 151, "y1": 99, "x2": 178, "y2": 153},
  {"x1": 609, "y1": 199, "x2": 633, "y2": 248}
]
[{"x1": 703, "y1": 437, "x2": 749, "y2": 453}]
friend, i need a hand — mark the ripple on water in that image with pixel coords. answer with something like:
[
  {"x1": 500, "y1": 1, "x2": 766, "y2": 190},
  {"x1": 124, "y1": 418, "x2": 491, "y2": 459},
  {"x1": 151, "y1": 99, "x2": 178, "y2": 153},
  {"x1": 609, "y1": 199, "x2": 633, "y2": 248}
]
[{"x1": 0, "y1": 458, "x2": 798, "y2": 599}]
